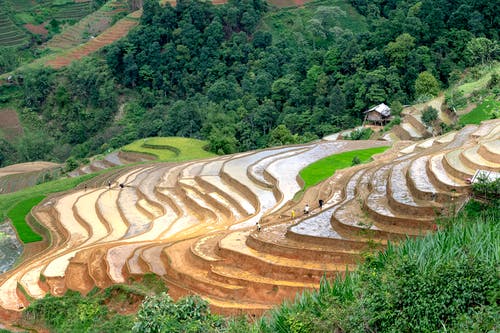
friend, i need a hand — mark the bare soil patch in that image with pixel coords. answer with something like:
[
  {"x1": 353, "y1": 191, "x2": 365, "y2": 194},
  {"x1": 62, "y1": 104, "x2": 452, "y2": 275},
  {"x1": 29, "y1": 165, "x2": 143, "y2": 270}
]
[
  {"x1": 267, "y1": 0, "x2": 310, "y2": 7},
  {"x1": 0, "y1": 162, "x2": 60, "y2": 178},
  {"x1": 0, "y1": 109, "x2": 23, "y2": 140},
  {"x1": 24, "y1": 23, "x2": 48, "y2": 36}
]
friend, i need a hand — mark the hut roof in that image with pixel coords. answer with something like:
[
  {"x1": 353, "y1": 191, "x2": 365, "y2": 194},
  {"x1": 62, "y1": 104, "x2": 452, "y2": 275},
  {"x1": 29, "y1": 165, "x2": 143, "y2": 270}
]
[{"x1": 364, "y1": 103, "x2": 391, "y2": 117}]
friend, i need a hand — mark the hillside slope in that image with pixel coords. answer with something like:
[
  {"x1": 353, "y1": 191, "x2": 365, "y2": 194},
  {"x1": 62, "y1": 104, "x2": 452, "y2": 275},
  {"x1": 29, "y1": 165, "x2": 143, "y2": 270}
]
[{"x1": 0, "y1": 119, "x2": 498, "y2": 321}]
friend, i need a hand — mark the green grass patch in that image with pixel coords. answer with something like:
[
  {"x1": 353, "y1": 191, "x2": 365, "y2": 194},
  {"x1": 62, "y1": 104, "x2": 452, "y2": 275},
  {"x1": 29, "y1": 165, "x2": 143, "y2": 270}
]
[
  {"x1": 13, "y1": 12, "x2": 36, "y2": 24},
  {"x1": 454, "y1": 63, "x2": 500, "y2": 96},
  {"x1": 0, "y1": 173, "x2": 97, "y2": 235},
  {"x1": 299, "y1": 146, "x2": 389, "y2": 190},
  {"x1": 7, "y1": 195, "x2": 45, "y2": 243},
  {"x1": 122, "y1": 137, "x2": 216, "y2": 162},
  {"x1": 459, "y1": 98, "x2": 500, "y2": 125},
  {"x1": 262, "y1": 0, "x2": 367, "y2": 48}
]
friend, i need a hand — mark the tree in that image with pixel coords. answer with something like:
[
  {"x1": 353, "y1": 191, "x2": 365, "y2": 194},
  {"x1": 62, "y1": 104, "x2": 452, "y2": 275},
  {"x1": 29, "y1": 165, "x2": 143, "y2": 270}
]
[
  {"x1": 21, "y1": 67, "x2": 55, "y2": 109},
  {"x1": 466, "y1": 37, "x2": 500, "y2": 66},
  {"x1": 163, "y1": 100, "x2": 202, "y2": 137},
  {"x1": 64, "y1": 157, "x2": 79, "y2": 172},
  {"x1": 141, "y1": 0, "x2": 161, "y2": 24},
  {"x1": 421, "y1": 106, "x2": 438, "y2": 127},
  {"x1": 0, "y1": 47, "x2": 18, "y2": 74},
  {"x1": 268, "y1": 124, "x2": 298, "y2": 146},
  {"x1": 414, "y1": 71, "x2": 440, "y2": 100},
  {"x1": 0, "y1": 138, "x2": 16, "y2": 167},
  {"x1": 208, "y1": 127, "x2": 238, "y2": 154},
  {"x1": 252, "y1": 31, "x2": 272, "y2": 49},
  {"x1": 385, "y1": 33, "x2": 416, "y2": 68},
  {"x1": 16, "y1": 131, "x2": 55, "y2": 162}
]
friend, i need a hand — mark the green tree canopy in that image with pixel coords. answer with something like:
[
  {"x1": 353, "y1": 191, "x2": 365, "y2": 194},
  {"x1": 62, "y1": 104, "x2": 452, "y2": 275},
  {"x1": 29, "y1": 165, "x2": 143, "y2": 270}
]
[
  {"x1": 466, "y1": 37, "x2": 500, "y2": 66},
  {"x1": 415, "y1": 71, "x2": 440, "y2": 100}
]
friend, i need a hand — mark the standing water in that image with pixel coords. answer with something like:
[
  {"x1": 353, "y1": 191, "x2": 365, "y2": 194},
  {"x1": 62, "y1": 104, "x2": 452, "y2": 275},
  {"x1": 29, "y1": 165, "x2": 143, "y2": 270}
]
[{"x1": 0, "y1": 221, "x2": 23, "y2": 274}]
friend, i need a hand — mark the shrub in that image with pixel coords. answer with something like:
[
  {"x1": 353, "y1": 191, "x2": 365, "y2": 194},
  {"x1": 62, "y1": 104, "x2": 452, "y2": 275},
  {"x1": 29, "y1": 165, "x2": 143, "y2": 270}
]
[
  {"x1": 445, "y1": 89, "x2": 467, "y2": 111},
  {"x1": 487, "y1": 72, "x2": 499, "y2": 89},
  {"x1": 343, "y1": 128, "x2": 373, "y2": 140},
  {"x1": 383, "y1": 116, "x2": 401, "y2": 131},
  {"x1": 472, "y1": 176, "x2": 500, "y2": 201},
  {"x1": 133, "y1": 293, "x2": 223, "y2": 333},
  {"x1": 421, "y1": 106, "x2": 439, "y2": 127}
]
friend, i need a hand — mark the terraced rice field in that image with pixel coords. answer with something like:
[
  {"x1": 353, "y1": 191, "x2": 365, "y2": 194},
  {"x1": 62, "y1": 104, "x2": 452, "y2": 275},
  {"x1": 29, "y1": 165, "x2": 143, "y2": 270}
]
[
  {"x1": 45, "y1": 0, "x2": 129, "y2": 50},
  {"x1": 0, "y1": 162, "x2": 61, "y2": 194},
  {"x1": 8, "y1": 0, "x2": 37, "y2": 11},
  {"x1": 123, "y1": 137, "x2": 216, "y2": 161},
  {"x1": 1, "y1": 120, "x2": 498, "y2": 319},
  {"x1": 51, "y1": 1, "x2": 92, "y2": 21},
  {"x1": 0, "y1": 10, "x2": 28, "y2": 47},
  {"x1": 43, "y1": 0, "x2": 230, "y2": 69},
  {"x1": 45, "y1": 12, "x2": 139, "y2": 68}
]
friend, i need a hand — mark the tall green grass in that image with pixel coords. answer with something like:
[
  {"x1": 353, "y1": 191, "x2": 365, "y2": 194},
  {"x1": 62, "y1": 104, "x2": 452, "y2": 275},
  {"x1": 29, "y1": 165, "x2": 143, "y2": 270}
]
[
  {"x1": 355, "y1": 207, "x2": 499, "y2": 332},
  {"x1": 7, "y1": 195, "x2": 45, "y2": 243},
  {"x1": 239, "y1": 201, "x2": 500, "y2": 333},
  {"x1": 299, "y1": 146, "x2": 389, "y2": 190}
]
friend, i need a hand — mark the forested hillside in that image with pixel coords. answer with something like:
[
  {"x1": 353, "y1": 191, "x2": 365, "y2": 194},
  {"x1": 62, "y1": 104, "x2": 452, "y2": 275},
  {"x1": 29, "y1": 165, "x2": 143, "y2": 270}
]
[{"x1": 0, "y1": 0, "x2": 498, "y2": 166}]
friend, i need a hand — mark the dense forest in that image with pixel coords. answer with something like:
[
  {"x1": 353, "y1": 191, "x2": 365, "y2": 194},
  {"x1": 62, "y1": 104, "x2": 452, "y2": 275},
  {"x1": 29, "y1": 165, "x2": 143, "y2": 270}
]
[{"x1": 0, "y1": 0, "x2": 498, "y2": 166}]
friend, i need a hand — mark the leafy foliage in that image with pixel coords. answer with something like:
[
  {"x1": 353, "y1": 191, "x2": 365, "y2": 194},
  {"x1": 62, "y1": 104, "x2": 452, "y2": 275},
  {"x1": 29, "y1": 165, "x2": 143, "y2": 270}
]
[
  {"x1": 342, "y1": 127, "x2": 372, "y2": 140},
  {"x1": 415, "y1": 71, "x2": 440, "y2": 100},
  {"x1": 22, "y1": 274, "x2": 169, "y2": 332},
  {"x1": 471, "y1": 176, "x2": 500, "y2": 202},
  {"x1": 24, "y1": 290, "x2": 134, "y2": 333},
  {"x1": 421, "y1": 106, "x2": 439, "y2": 127},
  {"x1": 132, "y1": 293, "x2": 223, "y2": 333}
]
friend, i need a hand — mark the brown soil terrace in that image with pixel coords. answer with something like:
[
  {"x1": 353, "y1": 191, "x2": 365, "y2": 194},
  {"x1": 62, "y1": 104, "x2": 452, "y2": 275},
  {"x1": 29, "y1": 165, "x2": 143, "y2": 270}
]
[
  {"x1": 0, "y1": 120, "x2": 498, "y2": 323},
  {"x1": 0, "y1": 162, "x2": 60, "y2": 178},
  {"x1": 24, "y1": 23, "x2": 48, "y2": 36}
]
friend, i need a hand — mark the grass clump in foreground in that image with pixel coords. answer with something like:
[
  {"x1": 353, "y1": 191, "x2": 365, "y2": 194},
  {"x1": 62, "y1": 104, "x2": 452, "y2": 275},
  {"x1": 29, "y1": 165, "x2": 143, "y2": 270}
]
[
  {"x1": 121, "y1": 137, "x2": 216, "y2": 162},
  {"x1": 459, "y1": 98, "x2": 500, "y2": 125},
  {"x1": 250, "y1": 200, "x2": 499, "y2": 333},
  {"x1": 21, "y1": 274, "x2": 225, "y2": 333},
  {"x1": 299, "y1": 146, "x2": 389, "y2": 190}
]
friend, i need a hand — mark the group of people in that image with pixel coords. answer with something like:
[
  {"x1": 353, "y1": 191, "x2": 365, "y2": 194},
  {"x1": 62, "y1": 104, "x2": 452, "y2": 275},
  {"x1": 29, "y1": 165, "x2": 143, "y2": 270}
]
[
  {"x1": 107, "y1": 181, "x2": 125, "y2": 189},
  {"x1": 256, "y1": 198, "x2": 325, "y2": 232},
  {"x1": 302, "y1": 199, "x2": 324, "y2": 216}
]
